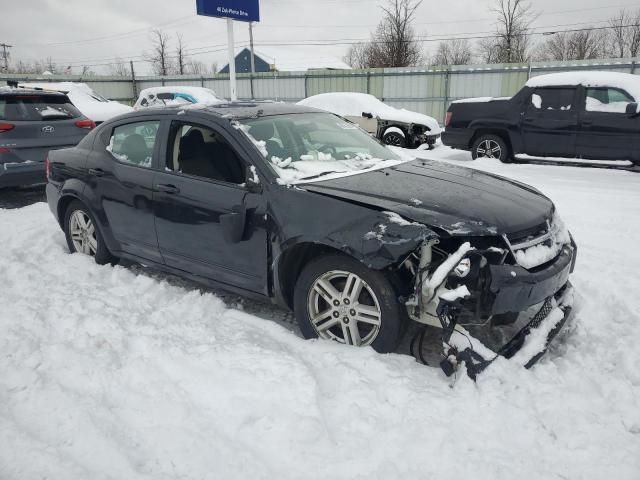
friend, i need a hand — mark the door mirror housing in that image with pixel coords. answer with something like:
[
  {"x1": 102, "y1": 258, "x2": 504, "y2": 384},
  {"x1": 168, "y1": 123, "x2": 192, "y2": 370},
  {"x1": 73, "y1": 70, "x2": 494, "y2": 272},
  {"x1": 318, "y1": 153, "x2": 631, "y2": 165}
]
[
  {"x1": 362, "y1": 112, "x2": 373, "y2": 119},
  {"x1": 625, "y1": 102, "x2": 638, "y2": 115}
]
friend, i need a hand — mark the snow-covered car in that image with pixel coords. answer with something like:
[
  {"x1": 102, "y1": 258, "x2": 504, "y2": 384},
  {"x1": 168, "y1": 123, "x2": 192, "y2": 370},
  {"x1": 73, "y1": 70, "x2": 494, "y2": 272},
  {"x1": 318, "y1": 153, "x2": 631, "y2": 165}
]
[
  {"x1": 45, "y1": 102, "x2": 576, "y2": 378},
  {"x1": 17, "y1": 82, "x2": 133, "y2": 124},
  {"x1": 134, "y1": 86, "x2": 223, "y2": 110},
  {"x1": 443, "y1": 71, "x2": 640, "y2": 164},
  {"x1": 298, "y1": 92, "x2": 442, "y2": 149}
]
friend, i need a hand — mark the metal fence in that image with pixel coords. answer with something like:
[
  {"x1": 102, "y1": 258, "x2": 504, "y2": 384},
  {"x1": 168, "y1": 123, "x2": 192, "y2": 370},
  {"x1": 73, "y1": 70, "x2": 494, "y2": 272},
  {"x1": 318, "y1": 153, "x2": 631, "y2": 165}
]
[{"x1": 2, "y1": 57, "x2": 638, "y2": 122}]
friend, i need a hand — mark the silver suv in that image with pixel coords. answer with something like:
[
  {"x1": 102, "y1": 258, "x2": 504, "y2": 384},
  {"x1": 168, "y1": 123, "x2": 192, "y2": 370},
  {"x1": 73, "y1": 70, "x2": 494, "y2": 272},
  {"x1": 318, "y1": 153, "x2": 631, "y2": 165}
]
[{"x1": 0, "y1": 87, "x2": 95, "y2": 188}]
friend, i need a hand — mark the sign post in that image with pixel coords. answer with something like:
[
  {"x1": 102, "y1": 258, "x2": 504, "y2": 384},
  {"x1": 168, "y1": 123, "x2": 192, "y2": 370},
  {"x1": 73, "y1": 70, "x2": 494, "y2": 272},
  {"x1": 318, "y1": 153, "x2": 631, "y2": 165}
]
[{"x1": 196, "y1": 0, "x2": 260, "y2": 102}]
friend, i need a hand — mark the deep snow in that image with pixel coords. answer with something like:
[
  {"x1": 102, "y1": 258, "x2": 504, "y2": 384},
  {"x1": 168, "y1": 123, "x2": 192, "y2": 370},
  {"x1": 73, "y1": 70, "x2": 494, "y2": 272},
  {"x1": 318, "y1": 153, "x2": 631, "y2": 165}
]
[{"x1": 1, "y1": 147, "x2": 640, "y2": 479}]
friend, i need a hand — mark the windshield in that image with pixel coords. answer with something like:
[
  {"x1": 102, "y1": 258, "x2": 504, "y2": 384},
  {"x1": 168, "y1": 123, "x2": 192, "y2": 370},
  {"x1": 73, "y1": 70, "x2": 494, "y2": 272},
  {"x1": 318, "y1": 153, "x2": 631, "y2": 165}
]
[{"x1": 239, "y1": 112, "x2": 405, "y2": 183}]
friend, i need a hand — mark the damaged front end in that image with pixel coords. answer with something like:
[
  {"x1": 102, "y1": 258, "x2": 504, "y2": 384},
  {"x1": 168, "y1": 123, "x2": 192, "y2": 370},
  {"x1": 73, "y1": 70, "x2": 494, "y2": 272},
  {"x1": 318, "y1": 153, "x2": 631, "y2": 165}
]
[{"x1": 402, "y1": 215, "x2": 577, "y2": 379}]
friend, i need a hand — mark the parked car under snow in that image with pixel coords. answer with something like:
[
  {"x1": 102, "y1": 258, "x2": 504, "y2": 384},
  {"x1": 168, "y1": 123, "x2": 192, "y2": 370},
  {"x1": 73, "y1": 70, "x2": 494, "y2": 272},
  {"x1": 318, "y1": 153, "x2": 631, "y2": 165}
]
[
  {"x1": 45, "y1": 102, "x2": 576, "y2": 378},
  {"x1": 134, "y1": 86, "x2": 223, "y2": 110},
  {"x1": 298, "y1": 92, "x2": 442, "y2": 149}
]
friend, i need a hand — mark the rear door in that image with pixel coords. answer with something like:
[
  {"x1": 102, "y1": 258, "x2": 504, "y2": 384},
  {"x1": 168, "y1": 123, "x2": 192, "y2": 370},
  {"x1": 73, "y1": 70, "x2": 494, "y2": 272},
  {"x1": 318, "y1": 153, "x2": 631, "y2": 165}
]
[
  {"x1": 152, "y1": 117, "x2": 269, "y2": 294},
  {"x1": 85, "y1": 117, "x2": 164, "y2": 263},
  {"x1": 577, "y1": 86, "x2": 639, "y2": 160},
  {"x1": 0, "y1": 93, "x2": 89, "y2": 165},
  {"x1": 521, "y1": 87, "x2": 579, "y2": 157}
]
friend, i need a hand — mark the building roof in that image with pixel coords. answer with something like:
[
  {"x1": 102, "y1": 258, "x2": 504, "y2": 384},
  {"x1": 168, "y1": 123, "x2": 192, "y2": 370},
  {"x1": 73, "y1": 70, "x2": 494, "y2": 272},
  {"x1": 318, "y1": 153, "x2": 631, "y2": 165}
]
[{"x1": 220, "y1": 46, "x2": 351, "y2": 72}]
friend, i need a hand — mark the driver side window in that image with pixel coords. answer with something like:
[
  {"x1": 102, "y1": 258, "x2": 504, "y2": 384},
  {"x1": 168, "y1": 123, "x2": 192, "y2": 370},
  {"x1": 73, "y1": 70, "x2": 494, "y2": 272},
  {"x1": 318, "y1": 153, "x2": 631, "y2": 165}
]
[
  {"x1": 107, "y1": 121, "x2": 159, "y2": 168},
  {"x1": 166, "y1": 121, "x2": 246, "y2": 185}
]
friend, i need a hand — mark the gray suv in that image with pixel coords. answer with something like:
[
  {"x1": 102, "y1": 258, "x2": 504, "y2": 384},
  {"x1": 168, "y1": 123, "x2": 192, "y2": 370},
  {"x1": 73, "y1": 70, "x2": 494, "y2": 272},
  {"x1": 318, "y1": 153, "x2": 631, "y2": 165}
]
[{"x1": 0, "y1": 87, "x2": 95, "y2": 188}]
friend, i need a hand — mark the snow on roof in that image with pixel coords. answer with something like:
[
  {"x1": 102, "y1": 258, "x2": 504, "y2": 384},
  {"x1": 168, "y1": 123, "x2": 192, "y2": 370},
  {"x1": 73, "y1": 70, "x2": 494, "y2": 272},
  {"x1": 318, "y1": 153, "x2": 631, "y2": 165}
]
[
  {"x1": 526, "y1": 71, "x2": 640, "y2": 101},
  {"x1": 137, "y1": 86, "x2": 221, "y2": 101},
  {"x1": 221, "y1": 46, "x2": 351, "y2": 72}
]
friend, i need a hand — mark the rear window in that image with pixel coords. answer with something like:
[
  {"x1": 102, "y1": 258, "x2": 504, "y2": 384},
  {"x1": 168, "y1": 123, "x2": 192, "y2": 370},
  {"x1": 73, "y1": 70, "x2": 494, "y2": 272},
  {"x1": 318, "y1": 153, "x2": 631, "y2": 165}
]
[{"x1": 0, "y1": 95, "x2": 82, "y2": 121}]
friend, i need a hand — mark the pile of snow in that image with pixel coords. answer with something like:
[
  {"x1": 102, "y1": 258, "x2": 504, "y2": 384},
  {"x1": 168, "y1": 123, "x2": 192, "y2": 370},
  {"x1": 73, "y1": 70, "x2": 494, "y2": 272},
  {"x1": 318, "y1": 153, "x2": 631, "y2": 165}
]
[
  {"x1": 2, "y1": 148, "x2": 640, "y2": 478},
  {"x1": 298, "y1": 92, "x2": 442, "y2": 134},
  {"x1": 18, "y1": 82, "x2": 133, "y2": 122},
  {"x1": 134, "y1": 86, "x2": 223, "y2": 110},
  {"x1": 526, "y1": 71, "x2": 640, "y2": 101}
]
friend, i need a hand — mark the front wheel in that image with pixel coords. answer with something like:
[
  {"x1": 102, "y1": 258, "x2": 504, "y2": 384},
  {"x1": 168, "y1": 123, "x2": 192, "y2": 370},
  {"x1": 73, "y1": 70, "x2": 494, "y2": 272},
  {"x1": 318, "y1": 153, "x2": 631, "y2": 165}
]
[
  {"x1": 293, "y1": 254, "x2": 406, "y2": 353},
  {"x1": 64, "y1": 200, "x2": 117, "y2": 265},
  {"x1": 382, "y1": 129, "x2": 407, "y2": 148},
  {"x1": 471, "y1": 134, "x2": 511, "y2": 163}
]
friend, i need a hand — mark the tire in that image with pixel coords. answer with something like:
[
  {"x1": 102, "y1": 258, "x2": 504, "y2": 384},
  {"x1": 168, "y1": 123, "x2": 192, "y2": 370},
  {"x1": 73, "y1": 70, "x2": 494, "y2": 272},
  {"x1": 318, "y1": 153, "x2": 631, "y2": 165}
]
[
  {"x1": 293, "y1": 254, "x2": 406, "y2": 353},
  {"x1": 382, "y1": 130, "x2": 407, "y2": 148},
  {"x1": 64, "y1": 200, "x2": 117, "y2": 265},
  {"x1": 471, "y1": 134, "x2": 511, "y2": 163}
]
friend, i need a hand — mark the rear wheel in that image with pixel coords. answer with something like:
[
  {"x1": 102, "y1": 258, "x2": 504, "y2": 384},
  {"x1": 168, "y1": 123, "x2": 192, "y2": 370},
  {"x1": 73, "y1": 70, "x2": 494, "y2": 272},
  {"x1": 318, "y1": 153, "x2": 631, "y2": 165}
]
[
  {"x1": 293, "y1": 254, "x2": 405, "y2": 353},
  {"x1": 64, "y1": 200, "x2": 117, "y2": 265},
  {"x1": 471, "y1": 134, "x2": 511, "y2": 163}
]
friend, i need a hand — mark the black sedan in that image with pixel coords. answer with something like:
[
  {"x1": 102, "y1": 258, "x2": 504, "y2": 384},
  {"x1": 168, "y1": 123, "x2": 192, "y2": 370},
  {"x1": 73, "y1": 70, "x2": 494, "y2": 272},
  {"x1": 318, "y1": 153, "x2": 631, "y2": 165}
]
[{"x1": 46, "y1": 102, "x2": 576, "y2": 374}]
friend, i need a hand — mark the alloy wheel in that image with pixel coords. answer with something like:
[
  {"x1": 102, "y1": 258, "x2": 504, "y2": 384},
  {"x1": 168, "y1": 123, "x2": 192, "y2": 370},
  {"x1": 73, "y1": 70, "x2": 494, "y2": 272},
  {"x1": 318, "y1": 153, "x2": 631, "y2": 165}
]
[
  {"x1": 69, "y1": 210, "x2": 97, "y2": 256},
  {"x1": 307, "y1": 270, "x2": 382, "y2": 347},
  {"x1": 476, "y1": 139, "x2": 502, "y2": 159},
  {"x1": 384, "y1": 132, "x2": 404, "y2": 146}
]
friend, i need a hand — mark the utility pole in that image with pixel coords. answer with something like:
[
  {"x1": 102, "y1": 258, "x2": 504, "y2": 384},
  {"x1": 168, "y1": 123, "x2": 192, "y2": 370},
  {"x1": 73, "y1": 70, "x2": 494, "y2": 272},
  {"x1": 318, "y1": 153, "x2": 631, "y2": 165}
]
[
  {"x1": 0, "y1": 43, "x2": 13, "y2": 72},
  {"x1": 130, "y1": 60, "x2": 137, "y2": 100},
  {"x1": 249, "y1": 22, "x2": 256, "y2": 99}
]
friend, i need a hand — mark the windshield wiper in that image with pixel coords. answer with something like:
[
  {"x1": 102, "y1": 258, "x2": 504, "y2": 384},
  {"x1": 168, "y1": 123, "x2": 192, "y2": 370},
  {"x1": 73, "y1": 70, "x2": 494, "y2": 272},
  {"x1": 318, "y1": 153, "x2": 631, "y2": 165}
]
[{"x1": 299, "y1": 171, "x2": 339, "y2": 181}]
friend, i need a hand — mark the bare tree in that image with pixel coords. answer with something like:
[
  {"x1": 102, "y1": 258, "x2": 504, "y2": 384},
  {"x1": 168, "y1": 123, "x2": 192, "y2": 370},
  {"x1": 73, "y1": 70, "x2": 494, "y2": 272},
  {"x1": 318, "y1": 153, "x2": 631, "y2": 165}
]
[
  {"x1": 431, "y1": 39, "x2": 472, "y2": 65},
  {"x1": 109, "y1": 57, "x2": 129, "y2": 76},
  {"x1": 344, "y1": 42, "x2": 370, "y2": 69},
  {"x1": 146, "y1": 29, "x2": 172, "y2": 75},
  {"x1": 343, "y1": 0, "x2": 424, "y2": 68},
  {"x1": 44, "y1": 56, "x2": 57, "y2": 74},
  {"x1": 176, "y1": 33, "x2": 186, "y2": 75},
  {"x1": 479, "y1": 0, "x2": 535, "y2": 63},
  {"x1": 536, "y1": 29, "x2": 605, "y2": 61},
  {"x1": 608, "y1": 9, "x2": 640, "y2": 58},
  {"x1": 186, "y1": 59, "x2": 208, "y2": 75}
]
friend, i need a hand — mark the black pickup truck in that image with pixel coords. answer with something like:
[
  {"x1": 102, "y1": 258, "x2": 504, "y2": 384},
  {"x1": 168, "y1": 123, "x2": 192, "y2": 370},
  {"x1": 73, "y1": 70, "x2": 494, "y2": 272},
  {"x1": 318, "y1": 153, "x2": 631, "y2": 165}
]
[{"x1": 442, "y1": 71, "x2": 640, "y2": 164}]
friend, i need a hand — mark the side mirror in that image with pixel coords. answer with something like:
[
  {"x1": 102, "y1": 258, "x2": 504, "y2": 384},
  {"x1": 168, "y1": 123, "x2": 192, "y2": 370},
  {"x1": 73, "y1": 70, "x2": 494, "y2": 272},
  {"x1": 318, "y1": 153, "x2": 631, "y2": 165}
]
[
  {"x1": 245, "y1": 165, "x2": 261, "y2": 193},
  {"x1": 362, "y1": 112, "x2": 373, "y2": 119},
  {"x1": 626, "y1": 102, "x2": 638, "y2": 115}
]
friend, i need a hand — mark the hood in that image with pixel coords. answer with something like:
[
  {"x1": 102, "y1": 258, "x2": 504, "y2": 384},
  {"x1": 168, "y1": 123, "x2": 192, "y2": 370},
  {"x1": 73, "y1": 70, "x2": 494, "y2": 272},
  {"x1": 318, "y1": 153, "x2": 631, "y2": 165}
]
[
  {"x1": 384, "y1": 109, "x2": 442, "y2": 134},
  {"x1": 302, "y1": 159, "x2": 552, "y2": 236}
]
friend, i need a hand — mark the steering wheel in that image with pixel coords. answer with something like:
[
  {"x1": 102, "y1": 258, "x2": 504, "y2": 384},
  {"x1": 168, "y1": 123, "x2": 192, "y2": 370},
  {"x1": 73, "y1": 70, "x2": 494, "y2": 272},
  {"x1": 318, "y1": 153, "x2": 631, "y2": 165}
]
[{"x1": 319, "y1": 145, "x2": 338, "y2": 157}]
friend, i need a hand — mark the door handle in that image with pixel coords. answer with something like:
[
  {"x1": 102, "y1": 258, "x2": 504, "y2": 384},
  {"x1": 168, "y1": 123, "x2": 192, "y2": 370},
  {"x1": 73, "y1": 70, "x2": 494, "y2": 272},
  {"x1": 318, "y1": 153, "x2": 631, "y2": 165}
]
[
  {"x1": 524, "y1": 117, "x2": 534, "y2": 122},
  {"x1": 88, "y1": 168, "x2": 104, "y2": 177},
  {"x1": 582, "y1": 120, "x2": 593, "y2": 126},
  {"x1": 155, "y1": 183, "x2": 180, "y2": 194}
]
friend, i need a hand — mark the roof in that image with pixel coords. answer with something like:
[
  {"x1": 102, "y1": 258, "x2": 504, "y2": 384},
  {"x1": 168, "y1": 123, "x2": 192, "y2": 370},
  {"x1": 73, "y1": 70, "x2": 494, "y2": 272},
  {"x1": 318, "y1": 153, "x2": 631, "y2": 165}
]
[
  {"x1": 220, "y1": 46, "x2": 351, "y2": 72},
  {"x1": 0, "y1": 86, "x2": 68, "y2": 97},
  {"x1": 105, "y1": 101, "x2": 323, "y2": 123},
  {"x1": 526, "y1": 71, "x2": 640, "y2": 100}
]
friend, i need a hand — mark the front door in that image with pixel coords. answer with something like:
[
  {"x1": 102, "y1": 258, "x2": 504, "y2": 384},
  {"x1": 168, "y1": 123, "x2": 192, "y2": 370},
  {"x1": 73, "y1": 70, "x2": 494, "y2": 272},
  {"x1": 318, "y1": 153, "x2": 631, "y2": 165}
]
[
  {"x1": 152, "y1": 118, "x2": 269, "y2": 294},
  {"x1": 86, "y1": 118, "x2": 163, "y2": 263},
  {"x1": 521, "y1": 87, "x2": 579, "y2": 158},
  {"x1": 577, "y1": 86, "x2": 639, "y2": 161}
]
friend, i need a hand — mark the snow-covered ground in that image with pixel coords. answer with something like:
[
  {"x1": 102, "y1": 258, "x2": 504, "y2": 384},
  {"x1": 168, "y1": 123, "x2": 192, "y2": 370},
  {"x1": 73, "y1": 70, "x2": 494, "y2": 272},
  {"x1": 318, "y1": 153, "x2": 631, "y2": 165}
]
[{"x1": 1, "y1": 147, "x2": 640, "y2": 479}]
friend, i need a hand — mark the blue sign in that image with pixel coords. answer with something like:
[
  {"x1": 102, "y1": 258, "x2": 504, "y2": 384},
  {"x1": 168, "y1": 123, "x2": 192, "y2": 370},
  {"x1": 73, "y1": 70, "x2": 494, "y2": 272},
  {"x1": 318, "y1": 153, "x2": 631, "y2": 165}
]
[{"x1": 196, "y1": 0, "x2": 260, "y2": 22}]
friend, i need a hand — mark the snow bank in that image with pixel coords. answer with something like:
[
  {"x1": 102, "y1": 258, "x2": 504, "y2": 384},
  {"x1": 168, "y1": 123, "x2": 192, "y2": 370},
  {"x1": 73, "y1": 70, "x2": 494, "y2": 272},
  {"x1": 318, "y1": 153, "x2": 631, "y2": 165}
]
[
  {"x1": 526, "y1": 71, "x2": 640, "y2": 101},
  {"x1": 298, "y1": 92, "x2": 442, "y2": 134},
  {"x1": 2, "y1": 152, "x2": 640, "y2": 478}
]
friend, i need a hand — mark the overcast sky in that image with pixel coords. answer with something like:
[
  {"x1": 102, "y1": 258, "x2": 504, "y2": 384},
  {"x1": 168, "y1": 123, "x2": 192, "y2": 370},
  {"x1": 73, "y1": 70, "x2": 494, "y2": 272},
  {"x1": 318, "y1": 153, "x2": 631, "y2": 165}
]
[{"x1": 2, "y1": 0, "x2": 636, "y2": 75}]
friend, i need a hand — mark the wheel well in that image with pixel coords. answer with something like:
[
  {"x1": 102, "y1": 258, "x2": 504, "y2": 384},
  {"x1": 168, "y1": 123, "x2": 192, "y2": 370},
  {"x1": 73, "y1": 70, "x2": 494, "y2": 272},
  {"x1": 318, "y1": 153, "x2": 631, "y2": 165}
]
[
  {"x1": 469, "y1": 128, "x2": 511, "y2": 151},
  {"x1": 277, "y1": 243, "x2": 348, "y2": 309},
  {"x1": 57, "y1": 195, "x2": 78, "y2": 227}
]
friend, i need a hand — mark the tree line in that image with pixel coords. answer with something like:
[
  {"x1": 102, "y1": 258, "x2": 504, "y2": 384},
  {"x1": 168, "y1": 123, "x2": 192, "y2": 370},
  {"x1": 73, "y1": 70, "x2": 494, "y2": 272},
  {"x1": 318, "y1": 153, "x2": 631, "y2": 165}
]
[{"x1": 345, "y1": 0, "x2": 640, "y2": 68}]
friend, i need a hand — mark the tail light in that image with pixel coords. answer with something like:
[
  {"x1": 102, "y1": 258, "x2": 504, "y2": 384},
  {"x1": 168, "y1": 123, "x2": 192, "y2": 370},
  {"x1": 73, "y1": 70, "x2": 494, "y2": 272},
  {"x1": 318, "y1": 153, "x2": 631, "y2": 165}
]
[
  {"x1": 444, "y1": 112, "x2": 452, "y2": 127},
  {"x1": 0, "y1": 122, "x2": 15, "y2": 133},
  {"x1": 75, "y1": 119, "x2": 96, "y2": 129},
  {"x1": 45, "y1": 156, "x2": 51, "y2": 180}
]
